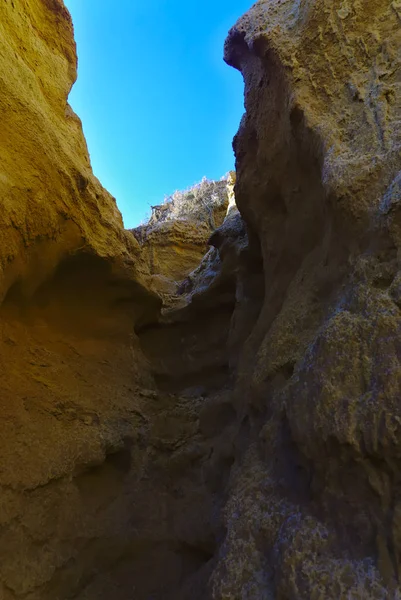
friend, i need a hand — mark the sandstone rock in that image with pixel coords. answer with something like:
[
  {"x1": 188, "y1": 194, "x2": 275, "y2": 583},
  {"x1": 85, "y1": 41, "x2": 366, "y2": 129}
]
[
  {"x1": 131, "y1": 177, "x2": 230, "y2": 282},
  {"x1": 2, "y1": 0, "x2": 401, "y2": 598},
  {"x1": 0, "y1": 0, "x2": 155, "y2": 303},
  {"x1": 0, "y1": 2, "x2": 209, "y2": 599},
  {"x1": 208, "y1": 0, "x2": 401, "y2": 596}
]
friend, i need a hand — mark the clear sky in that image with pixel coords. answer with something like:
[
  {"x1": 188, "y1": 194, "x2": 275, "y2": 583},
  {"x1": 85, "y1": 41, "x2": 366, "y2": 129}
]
[{"x1": 64, "y1": 0, "x2": 251, "y2": 228}]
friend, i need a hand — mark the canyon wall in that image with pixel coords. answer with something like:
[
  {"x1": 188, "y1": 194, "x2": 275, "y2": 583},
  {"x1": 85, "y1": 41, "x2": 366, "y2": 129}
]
[
  {"x1": 1, "y1": 0, "x2": 401, "y2": 599},
  {"x1": 0, "y1": 2, "x2": 206, "y2": 598},
  {"x1": 131, "y1": 177, "x2": 231, "y2": 284},
  {"x1": 215, "y1": 0, "x2": 401, "y2": 596}
]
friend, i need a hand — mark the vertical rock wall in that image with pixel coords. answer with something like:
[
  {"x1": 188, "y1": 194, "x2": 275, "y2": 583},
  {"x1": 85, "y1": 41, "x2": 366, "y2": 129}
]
[
  {"x1": 2, "y1": 0, "x2": 401, "y2": 599},
  {"x1": 207, "y1": 0, "x2": 401, "y2": 597},
  {"x1": 0, "y1": 2, "x2": 194, "y2": 599}
]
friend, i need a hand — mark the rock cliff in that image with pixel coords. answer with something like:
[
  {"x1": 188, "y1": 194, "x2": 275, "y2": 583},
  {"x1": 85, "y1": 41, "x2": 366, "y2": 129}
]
[
  {"x1": 131, "y1": 177, "x2": 231, "y2": 283},
  {"x1": 1, "y1": 0, "x2": 401, "y2": 599},
  {"x1": 214, "y1": 0, "x2": 401, "y2": 596}
]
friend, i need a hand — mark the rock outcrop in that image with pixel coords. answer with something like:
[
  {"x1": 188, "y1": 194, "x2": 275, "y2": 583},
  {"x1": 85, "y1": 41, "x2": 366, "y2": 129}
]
[
  {"x1": 131, "y1": 177, "x2": 230, "y2": 283},
  {"x1": 0, "y1": 0, "x2": 152, "y2": 300},
  {"x1": 0, "y1": 2, "x2": 203, "y2": 599},
  {"x1": 2, "y1": 0, "x2": 401, "y2": 599},
  {"x1": 212, "y1": 0, "x2": 401, "y2": 596}
]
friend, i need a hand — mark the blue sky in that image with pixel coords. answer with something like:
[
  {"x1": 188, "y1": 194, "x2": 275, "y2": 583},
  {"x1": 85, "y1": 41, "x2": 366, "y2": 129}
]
[{"x1": 64, "y1": 0, "x2": 250, "y2": 227}]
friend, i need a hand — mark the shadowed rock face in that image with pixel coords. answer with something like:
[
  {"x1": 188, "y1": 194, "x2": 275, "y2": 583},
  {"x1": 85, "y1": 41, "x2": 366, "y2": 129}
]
[
  {"x1": 1, "y1": 0, "x2": 401, "y2": 599},
  {"x1": 214, "y1": 0, "x2": 401, "y2": 597}
]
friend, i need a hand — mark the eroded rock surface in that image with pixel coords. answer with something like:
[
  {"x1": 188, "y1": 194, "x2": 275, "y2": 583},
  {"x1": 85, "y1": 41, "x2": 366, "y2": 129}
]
[
  {"x1": 0, "y1": 2, "x2": 210, "y2": 599},
  {"x1": 2, "y1": 0, "x2": 401, "y2": 599},
  {"x1": 213, "y1": 0, "x2": 401, "y2": 596},
  {"x1": 131, "y1": 177, "x2": 230, "y2": 282}
]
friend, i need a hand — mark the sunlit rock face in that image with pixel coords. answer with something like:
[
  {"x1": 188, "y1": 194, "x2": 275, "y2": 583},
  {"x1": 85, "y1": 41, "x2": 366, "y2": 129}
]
[
  {"x1": 130, "y1": 177, "x2": 231, "y2": 283},
  {"x1": 0, "y1": 0, "x2": 149, "y2": 298},
  {"x1": 1, "y1": 0, "x2": 401, "y2": 599},
  {"x1": 0, "y1": 2, "x2": 233, "y2": 598},
  {"x1": 0, "y1": 2, "x2": 195, "y2": 599}
]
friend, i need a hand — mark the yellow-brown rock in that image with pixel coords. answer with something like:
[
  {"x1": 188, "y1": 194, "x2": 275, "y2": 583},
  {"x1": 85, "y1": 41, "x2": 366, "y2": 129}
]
[
  {"x1": 209, "y1": 0, "x2": 401, "y2": 597},
  {"x1": 0, "y1": 2, "x2": 209, "y2": 599},
  {"x1": 2, "y1": 0, "x2": 401, "y2": 598},
  {"x1": 0, "y1": 0, "x2": 150, "y2": 301},
  {"x1": 131, "y1": 178, "x2": 230, "y2": 282}
]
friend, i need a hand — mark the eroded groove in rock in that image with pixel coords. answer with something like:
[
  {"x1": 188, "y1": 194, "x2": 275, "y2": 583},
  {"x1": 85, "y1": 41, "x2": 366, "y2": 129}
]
[
  {"x1": 0, "y1": 1, "x2": 221, "y2": 598},
  {"x1": 1, "y1": 0, "x2": 401, "y2": 598},
  {"x1": 210, "y1": 1, "x2": 401, "y2": 597}
]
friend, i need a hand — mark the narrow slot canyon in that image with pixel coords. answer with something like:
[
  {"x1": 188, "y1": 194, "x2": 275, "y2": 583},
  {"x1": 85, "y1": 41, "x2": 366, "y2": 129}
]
[{"x1": 1, "y1": 1, "x2": 401, "y2": 599}]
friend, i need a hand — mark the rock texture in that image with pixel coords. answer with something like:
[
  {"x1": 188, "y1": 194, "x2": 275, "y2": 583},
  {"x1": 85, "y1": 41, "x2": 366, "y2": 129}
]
[
  {"x1": 0, "y1": 2, "x2": 206, "y2": 599},
  {"x1": 2, "y1": 0, "x2": 401, "y2": 598},
  {"x1": 131, "y1": 177, "x2": 230, "y2": 282},
  {"x1": 214, "y1": 0, "x2": 401, "y2": 596},
  {"x1": 0, "y1": 0, "x2": 151, "y2": 300}
]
